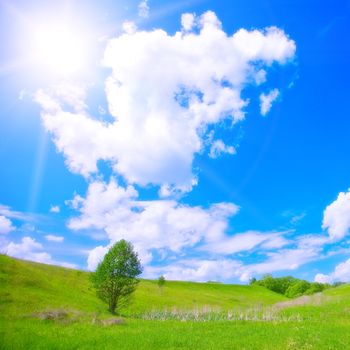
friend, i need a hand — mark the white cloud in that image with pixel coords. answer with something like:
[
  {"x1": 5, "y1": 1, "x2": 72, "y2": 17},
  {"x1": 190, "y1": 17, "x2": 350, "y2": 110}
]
[
  {"x1": 138, "y1": 0, "x2": 150, "y2": 18},
  {"x1": 0, "y1": 204, "x2": 32, "y2": 221},
  {"x1": 209, "y1": 140, "x2": 236, "y2": 159},
  {"x1": 199, "y1": 230, "x2": 289, "y2": 255},
  {"x1": 122, "y1": 21, "x2": 137, "y2": 34},
  {"x1": 314, "y1": 273, "x2": 332, "y2": 284},
  {"x1": 67, "y1": 179, "x2": 239, "y2": 269},
  {"x1": 181, "y1": 13, "x2": 196, "y2": 31},
  {"x1": 144, "y1": 259, "x2": 242, "y2": 282},
  {"x1": 35, "y1": 11, "x2": 295, "y2": 192},
  {"x1": 45, "y1": 234, "x2": 64, "y2": 242},
  {"x1": 143, "y1": 234, "x2": 325, "y2": 283},
  {"x1": 234, "y1": 235, "x2": 327, "y2": 281},
  {"x1": 315, "y1": 257, "x2": 350, "y2": 283},
  {"x1": 322, "y1": 189, "x2": 350, "y2": 240},
  {"x1": 258, "y1": 234, "x2": 291, "y2": 249},
  {"x1": 50, "y1": 205, "x2": 60, "y2": 213},
  {"x1": 3, "y1": 236, "x2": 52, "y2": 263},
  {"x1": 0, "y1": 215, "x2": 15, "y2": 234},
  {"x1": 240, "y1": 246, "x2": 322, "y2": 282},
  {"x1": 69, "y1": 179, "x2": 323, "y2": 279},
  {"x1": 0, "y1": 236, "x2": 77, "y2": 268},
  {"x1": 296, "y1": 234, "x2": 329, "y2": 248},
  {"x1": 260, "y1": 88, "x2": 280, "y2": 116},
  {"x1": 87, "y1": 245, "x2": 109, "y2": 271}
]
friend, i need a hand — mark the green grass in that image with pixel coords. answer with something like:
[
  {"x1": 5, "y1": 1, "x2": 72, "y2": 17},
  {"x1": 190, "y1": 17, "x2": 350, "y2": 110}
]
[{"x1": 1, "y1": 254, "x2": 350, "y2": 349}]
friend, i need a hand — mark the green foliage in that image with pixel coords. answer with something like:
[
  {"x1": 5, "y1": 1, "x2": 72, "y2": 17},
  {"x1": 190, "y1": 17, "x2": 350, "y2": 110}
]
[
  {"x1": 91, "y1": 240, "x2": 142, "y2": 314},
  {"x1": 254, "y1": 275, "x2": 330, "y2": 298},
  {"x1": 157, "y1": 275, "x2": 165, "y2": 288},
  {"x1": 304, "y1": 282, "x2": 326, "y2": 295},
  {"x1": 285, "y1": 280, "x2": 311, "y2": 298}
]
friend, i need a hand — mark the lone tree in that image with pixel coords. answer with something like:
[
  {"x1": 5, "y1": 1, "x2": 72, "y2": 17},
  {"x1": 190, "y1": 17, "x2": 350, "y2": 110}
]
[{"x1": 91, "y1": 240, "x2": 142, "y2": 314}]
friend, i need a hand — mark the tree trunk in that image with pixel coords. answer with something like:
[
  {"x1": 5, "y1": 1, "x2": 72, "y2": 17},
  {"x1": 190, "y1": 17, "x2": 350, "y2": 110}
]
[{"x1": 109, "y1": 298, "x2": 116, "y2": 314}]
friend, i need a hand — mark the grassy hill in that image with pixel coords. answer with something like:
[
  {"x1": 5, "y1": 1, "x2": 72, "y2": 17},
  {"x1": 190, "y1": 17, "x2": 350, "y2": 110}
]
[
  {"x1": 0, "y1": 254, "x2": 285, "y2": 315},
  {"x1": 1, "y1": 254, "x2": 350, "y2": 349}
]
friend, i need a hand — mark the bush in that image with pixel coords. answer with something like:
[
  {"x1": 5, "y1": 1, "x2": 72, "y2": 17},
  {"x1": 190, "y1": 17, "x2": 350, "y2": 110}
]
[
  {"x1": 304, "y1": 282, "x2": 326, "y2": 295},
  {"x1": 253, "y1": 275, "x2": 331, "y2": 298},
  {"x1": 285, "y1": 280, "x2": 311, "y2": 298},
  {"x1": 255, "y1": 275, "x2": 297, "y2": 295},
  {"x1": 158, "y1": 275, "x2": 166, "y2": 289}
]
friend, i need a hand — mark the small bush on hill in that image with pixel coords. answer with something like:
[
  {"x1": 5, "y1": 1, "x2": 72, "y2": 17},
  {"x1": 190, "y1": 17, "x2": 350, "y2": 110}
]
[
  {"x1": 252, "y1": 274, "x2": 331, "y2": 298},
  {"x1": 158, "y1": 275, "x2": 166, "y2": 289}
]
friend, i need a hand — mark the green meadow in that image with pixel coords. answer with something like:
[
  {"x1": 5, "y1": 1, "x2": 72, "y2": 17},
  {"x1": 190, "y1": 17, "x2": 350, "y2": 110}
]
[{"x1": 1, "y1": 254, "x2": 350, "y2": 350}]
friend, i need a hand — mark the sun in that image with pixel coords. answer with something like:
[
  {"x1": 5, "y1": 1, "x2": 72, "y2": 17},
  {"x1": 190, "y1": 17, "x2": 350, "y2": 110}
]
[{"x1": 28, "y1": 17, "x2": 91, "y2": 76}]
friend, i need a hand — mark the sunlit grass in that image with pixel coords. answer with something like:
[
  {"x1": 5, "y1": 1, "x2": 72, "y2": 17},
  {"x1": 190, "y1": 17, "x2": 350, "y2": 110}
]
[{"x1": 1, "y1": 254, "x2": 350, "y2": 350}]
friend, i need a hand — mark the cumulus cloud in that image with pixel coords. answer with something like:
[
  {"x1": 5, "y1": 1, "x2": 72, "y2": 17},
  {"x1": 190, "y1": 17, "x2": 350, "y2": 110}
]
[
  {"x1": 260, "y1": 88, "x2": 280, "y2": 116},
  {"x1": 322, "y1": 189, "x2": 350, "y2": 240},
  {"x1": 87, "y1": 245, "x2": 109, "y2": 271},
  {"x1": 4, "y1": 236, "x2": 51, "y2": 263},
  {"x1": 138, "y1": 0, "x2": 150, "y2": 18},
  {"x1": 68, "y1": 178, "x2": 321, "y2": 279},
  {"x1": 31, "y1": 11, "x2": 301, "y2": 279},
  {"x1": 0, "y1": 215, "x2": 15, "y2": 234},
  {"x1": 35, "y1": 11, "x2": 295, "y2": 192},
  {"x1": 314, "y1": 273, "x2": 332, "y2": 284},
  {"x1": 181, "y1": 13, "x2": 195, "y2": 31},
  {"x1": 45, "y1": 234, "x2": 64, "y2": 242},
  {"x1": 315, "y1": 257, "x2": 350, "y2": 284},
  {"x1": 66, "y1": 179, "x2": 240, "y2": 268}
]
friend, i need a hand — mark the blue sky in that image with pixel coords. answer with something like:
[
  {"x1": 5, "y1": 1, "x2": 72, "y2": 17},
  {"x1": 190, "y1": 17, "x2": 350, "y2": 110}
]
[{"x1": 1, "y1": 0, "x2": 350, "y2": 283}]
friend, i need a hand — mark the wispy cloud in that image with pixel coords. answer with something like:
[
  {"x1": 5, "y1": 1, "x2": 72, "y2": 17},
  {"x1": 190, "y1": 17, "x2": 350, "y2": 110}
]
[
  {"x1": 45, "y1": 234, "x2": 64, "y2": 243},
  {"x1": 260, "y1": 88, "x2": 280, "y2": 116},
  {"x1": 138, "y1": 0, "x2": 150, "y2": 18},
  {"x1": 0, "y1": 204, "x2": 33, "y2": 221}
]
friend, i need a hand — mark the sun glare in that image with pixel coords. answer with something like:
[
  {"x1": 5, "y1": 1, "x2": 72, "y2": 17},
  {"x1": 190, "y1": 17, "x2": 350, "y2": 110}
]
[{"x1": 29, "y1": 19, "x2": 90, "y2": 76}]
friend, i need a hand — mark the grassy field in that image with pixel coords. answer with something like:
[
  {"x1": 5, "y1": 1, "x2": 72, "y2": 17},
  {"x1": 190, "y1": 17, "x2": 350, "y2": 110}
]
[{"x1": 1, "y1": 254, "x2": 350, "y2": 349}]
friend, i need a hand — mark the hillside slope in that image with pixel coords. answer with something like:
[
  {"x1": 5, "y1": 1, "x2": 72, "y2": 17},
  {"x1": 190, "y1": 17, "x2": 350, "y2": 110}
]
[
  {"x1": 2, "y1": 254, "x2": 350, "y2": 350},
  {"x1": 0, "y1": 254, "x2": 285, "y2": 317}
]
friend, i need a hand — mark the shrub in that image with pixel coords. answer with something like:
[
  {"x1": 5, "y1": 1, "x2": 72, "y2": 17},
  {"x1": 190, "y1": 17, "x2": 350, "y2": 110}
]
[
  {"x1": 253, "y1": 275, "x2": 331, "y2": 298},
  {"x1": 285, "y1": 280, "x2": 311, "y2": 298},
  {"x1": 158, "y1": 275, "x2": 166, "y2": 289}
]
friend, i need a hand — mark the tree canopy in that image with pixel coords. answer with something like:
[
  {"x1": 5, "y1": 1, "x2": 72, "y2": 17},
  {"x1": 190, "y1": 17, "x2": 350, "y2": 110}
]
[{"x1": 91, "y1": 240, "x2": 142, "y2": 314}]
